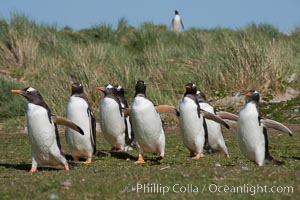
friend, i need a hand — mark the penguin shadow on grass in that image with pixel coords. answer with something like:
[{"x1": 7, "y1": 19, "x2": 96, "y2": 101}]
[
  {"x1": 109, "y1": 150, "x2": 136, "y2": 161},
  {"x1": 280, "y1": 156, "x2": 300, "y2": 161},
  {"x1": 0, "y1": 163, "x2": 61, "y2": 172},
  {"x1": 104, "y1": 150, "x2": 163, "y2": 165},
  {"x1": 64, "y1": 150, "x2": 136, "y2": 161}
]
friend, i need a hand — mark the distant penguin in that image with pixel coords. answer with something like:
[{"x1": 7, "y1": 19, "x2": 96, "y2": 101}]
[
  {"x1": 130, "y1": 80, "x2": 165, "y2": 164},
  {"x1": 11, "y1": 87, "x2": 84, "y2": 172},
  {"x1": 66, "y1": 83, "x2": 96, "y2": 163},
  {"x1": 196, "y1": 91, "x2": 230, "y2": 158},
  {"x1": 179, "y1": 83, "x2": 230, "y2": 159},
  {"x1": 115, "y1": 85, "x2": 135, "y2": 148},
  {"x1": 237, "y1": 90, "x2": 293, "y2": 166},
  {"x1": 96, "y1": 84, "x2": 129, "y2": 151},
  {"x1": 171, "y1": 10, "x2": 184, "y2": 33}
]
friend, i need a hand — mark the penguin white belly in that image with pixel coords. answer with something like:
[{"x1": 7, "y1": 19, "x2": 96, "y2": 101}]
[
  {"x1": 100, "y1": 98, "x2": 126, "y2": 149},
  {"x1": 200, "y1": 103, "x2": 228, "y2": 153},
  {"x1": 237, "y1": 103, "x2": 265, "y2": 165},
  {"x1": 27, "y1": 103, "x2": 66, "y2": 166},
  {"x1": 173, "y1": 16, "x2": 182, "y2": 32},
  {"x1": 179, "y1": 98, "x2": 205, "y2": 153},
  {"x1": 66, "y1": 96, "x2": 93, "y2": 157},
  {"x1": 131, "y1": 97, "x2": 165, "y2": 154}
]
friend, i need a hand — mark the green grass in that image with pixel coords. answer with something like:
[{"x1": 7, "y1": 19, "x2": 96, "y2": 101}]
[
  {"x1": 0, "y1": 14, "x2": 300, "y2": 199},
  {"x1": 0, "y1": 124, "x2": 299, "y2": 199}
]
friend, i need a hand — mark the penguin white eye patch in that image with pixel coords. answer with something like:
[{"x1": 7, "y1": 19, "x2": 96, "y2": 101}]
[{"x1": 27, "y1": 87, "x2": 36, "y2": 92}]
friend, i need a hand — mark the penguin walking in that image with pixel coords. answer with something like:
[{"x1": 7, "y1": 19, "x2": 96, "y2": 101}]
[
  {"x1": 196, "y1": 91, "x2": 230, "y2": 158},
  {"x1": 171, "y1": 10, "x2": 184, "y2": 33},
  {"x1": 130, "y1": 80, "x2": 165, "y2": 164},
  {"x1": 66, "y1": 83, "x2": 96, "y2": 163},
  {"x1": 96, "y1": 84, "x2": 129, "y2": 151},
  {"x1": 237, "y1": 90, "x2": 293, "y2": 166},
  {"x1": 11, "y1": 87, "x2": 84, "y2": 172},
  {"x1": 115, "y1": 85, "x2": 135, "y2": 149},
  {"x1": 179, "y1": 83, "x2": 230, "y2": 159}
]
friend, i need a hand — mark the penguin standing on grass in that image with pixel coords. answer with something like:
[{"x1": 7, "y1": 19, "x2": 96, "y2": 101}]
[
  {"x1": 96, "y1": 84, "x2": 130, "y2": 151},
  {"x1": 171, "y1": 10, "x2": 184, "y2": 33},
  {"x1": 11, "y1": 87, "x2": 84, "y2": 172},
  {"x1": 179, "y1": 83, "x2": 230, "y2": 159},
  {"x1": 196, "y1": 91, "x2": 230, "y2": 158},
  {"x1": 130, "y1": 80, "x2": 166, "y2": 164},
  {"x1": 115, "y1": 85, "x2": 135, "y2": 148},
  {"x1": 237, "y1": 90, "x2": 293, "y2": 166},
  {"x1": 66, "y1": 83, "x2": 96, "y2": 163}
]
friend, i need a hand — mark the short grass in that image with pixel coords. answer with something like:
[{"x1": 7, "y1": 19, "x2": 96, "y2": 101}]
[{"x1": 0, "y1": 123, "x2": 299, "y2": 200}]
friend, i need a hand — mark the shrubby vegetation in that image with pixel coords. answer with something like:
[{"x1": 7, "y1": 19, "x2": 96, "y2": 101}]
[{"x1": 1, "y1": 14, "x2": 299, "y2": 121}]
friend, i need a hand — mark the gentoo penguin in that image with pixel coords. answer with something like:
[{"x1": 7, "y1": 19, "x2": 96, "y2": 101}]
[
  {"x1": 196, "y1": 91, "x2": 230, "y2": 158},
  {"x1": 171, "y1": 10, "x2": 184, "y2": 33},
  {"x1": 115, "y1": 85, "x2": 135, "y2": 148},
  {"x1": 11, "y1": 87, "x2": 84, "y2": 172},
  {"x1": 66, "y1": 83, "x2": 96, "y2": 163},
  {"x1": 237, "y1": 90, "x2": 293, "y2": 166},
  {"x1": 130, "y1": 80, "x2": 165, "y2": 164},
  {"x1": 179, "y1": 83, "x2": 230, "y2": 159},
  {"x1": 96, "y1": 84, "x2": 129, "y2": 151}
]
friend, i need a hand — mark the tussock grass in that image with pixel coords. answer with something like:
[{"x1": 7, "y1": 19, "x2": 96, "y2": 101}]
[{"x1": 0, "y1": 15, "x2": 299, "y2": 120}]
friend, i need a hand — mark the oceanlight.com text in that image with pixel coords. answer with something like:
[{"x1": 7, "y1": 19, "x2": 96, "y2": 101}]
[{"x1": 133, "y1": 183, "x2": 293, "y2": 195}]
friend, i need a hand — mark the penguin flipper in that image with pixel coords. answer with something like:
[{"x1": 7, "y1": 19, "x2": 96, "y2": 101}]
[
  {"x1": 88, "y1": 108, "x2": 97, "y2": 154},
  {"x1": 217, "y1": 111, "x2": 238, "y2": 122},
  {"x1": 260, "y1": 118, "x2": 293, "y2": 136},
  {"x1": 155, "y1": 105, "x2": 180, "y2": 116},
  {"x1": 51, "y1": 115, "x2": 84, "y2": 135},
  {"x1": 180, "y1": 19, "x2": 184, "y2": 30},
  {"x1": 122, "y1": 108, "x2": 131, "y2": 117},
  {"x1": 200, "y1": 110, "x2": 230, "y2": 129}
]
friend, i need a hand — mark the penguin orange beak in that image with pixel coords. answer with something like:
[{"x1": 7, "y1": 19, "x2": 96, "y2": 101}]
[
  {"x1": 11, "y1": 90, "x2": 22, "y2": 94},
  {"x1": 71, "y1": 83, "x2": 77, "y2": 88},
  {"x1": 95, "y1": 86, "x2": 105, "y2": 92},
  {"x1": 245, "y1": 92, "x2": 253, "y2": 97},
  {"x1": 185, "y1": 85, "x2": 192, "y2": 89}
]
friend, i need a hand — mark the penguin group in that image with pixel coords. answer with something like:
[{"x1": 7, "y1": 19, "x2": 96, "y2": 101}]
[{"x1": 11, "y1": 81, "x2": 293, "y2": 172}]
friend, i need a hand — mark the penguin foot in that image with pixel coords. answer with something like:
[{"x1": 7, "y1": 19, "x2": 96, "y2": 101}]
[
  {"x1": 224, "y1": 154, "x2": 230, "y2": 159},
  {"x1": 29, "y1": 166, "x2": 37, "y2": 173},
  {"x1": 64, "y1": 164, "x2": 70, "y2": 171},
  {"x1": 192, "y1": 153, "x2": 204, "y2": 159},
  {"x1": 83, "y1": 157, "x2": 92, "y2": 164},
  {"x1": 134, "y1": 156, "x2": 145, "y2": 164},
  {"x1": 154, "y1": 154, "x2": 164, "y2": 161}
]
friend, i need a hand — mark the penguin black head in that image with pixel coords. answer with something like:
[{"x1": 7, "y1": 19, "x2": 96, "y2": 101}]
[
  {"x1": 196, "y1": 90, "x2": 208, "y2": 103},
  {"x1": 71, "y1": 82, "x2": 84, "y2": 95},
  {"x1": 184, "y1": 83, "x2": 197, "y2": 95},
  {"x1": 96, "y1": 84, "x2": 115, "y2": 96},
  {"x1": 11, "y1": 87, "x2": 45, "y2": 104},
  {"x1": 11, "y1": 87, "x2": 51, "y2": 113},
  {"x1": 115, "y1": 85, "x2": 125, "y2": 97},
  {"x1": 134, "y1": 80, "x2": 146, "y2": 97},
  {"x1": 175, "y1": 10, "x2": 179, "y2": 15},
  {"x1": 245, "y1": 90, "x2": 260, "y2": 103}
]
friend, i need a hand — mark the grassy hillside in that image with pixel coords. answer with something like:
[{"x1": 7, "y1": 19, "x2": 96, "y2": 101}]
[{"x1": 0, "y1": 14, "x2": 300, "y2": 126}]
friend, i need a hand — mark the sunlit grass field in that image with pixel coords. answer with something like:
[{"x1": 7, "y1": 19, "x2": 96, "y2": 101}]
[{"x1": 0, "y1": 123, "x2": 299, "y2": 199}]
